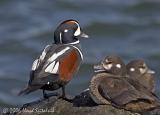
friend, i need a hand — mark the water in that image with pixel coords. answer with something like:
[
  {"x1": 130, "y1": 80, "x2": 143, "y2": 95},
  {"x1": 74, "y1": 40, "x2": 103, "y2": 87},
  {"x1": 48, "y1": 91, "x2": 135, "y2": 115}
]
[{"x1": 0, "y1": 0, "x2": 160, "y2": 107}]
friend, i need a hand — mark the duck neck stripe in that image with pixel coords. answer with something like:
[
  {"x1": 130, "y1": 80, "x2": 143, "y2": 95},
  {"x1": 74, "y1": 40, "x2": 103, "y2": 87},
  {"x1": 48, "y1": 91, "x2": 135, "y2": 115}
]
[
  {"x1": 65, "y1": 40, "x2": 80, "y2": 45},
  {"x1": 71, "y1": 45, "x2": 83, "y2": 60}
]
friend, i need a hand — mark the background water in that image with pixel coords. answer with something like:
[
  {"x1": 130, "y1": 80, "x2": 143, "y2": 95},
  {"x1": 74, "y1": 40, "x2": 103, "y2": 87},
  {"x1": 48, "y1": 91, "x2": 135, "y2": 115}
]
[{"x1": 0, "y1": 0, "x2": 160, "y2": 107}]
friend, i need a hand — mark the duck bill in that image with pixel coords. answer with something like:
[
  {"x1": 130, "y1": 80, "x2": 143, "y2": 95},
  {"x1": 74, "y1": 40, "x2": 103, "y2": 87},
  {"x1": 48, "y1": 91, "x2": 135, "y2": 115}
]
[
  {"x1": 79, "y1": 32, "x2": 89, "y2": 38},
  {"x1": 94, "y1": 64, "x2": 105, "y2": 73},
  {"x1": 147, "y1": 69, "x2": 155, "y2": 74}
]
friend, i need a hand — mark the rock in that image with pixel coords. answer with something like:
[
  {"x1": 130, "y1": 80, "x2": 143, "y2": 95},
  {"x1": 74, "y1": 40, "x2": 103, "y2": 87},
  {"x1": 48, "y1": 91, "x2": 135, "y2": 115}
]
[{"x1": 12, "y1": 91, "x2": 133, "y2": 115}]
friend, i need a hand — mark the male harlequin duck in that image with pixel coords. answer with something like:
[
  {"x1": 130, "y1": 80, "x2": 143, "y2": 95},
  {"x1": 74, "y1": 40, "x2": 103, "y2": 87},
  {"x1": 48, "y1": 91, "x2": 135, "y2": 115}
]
[
  {"x1": 126, "y1": 59, "x2": 155, "y2": 93},
  {"x1": 19, "y1": 19, "x2": 89, "y2": 99},
  {"x1": 89, "y1": 56, "x2": 160, "y2": 113}
]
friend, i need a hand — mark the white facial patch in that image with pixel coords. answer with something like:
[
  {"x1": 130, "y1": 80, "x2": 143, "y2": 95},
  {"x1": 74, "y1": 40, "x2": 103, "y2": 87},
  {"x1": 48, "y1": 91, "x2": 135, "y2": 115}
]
[
  {"x1": 143, "y1": 63, "x2": 146, "y2": 67},
  {"x1": 104, "y1": 64, "x2": 113, "y2": 70},
  {"x1": 74, "y1": 22, "x2": 81, "y2": 36},
  {"x1": 64, "y1": 29, "x2": 68, "y2": 33},
  {"x1": 130, "y1": 67, "x2": 135, "y2": 72},
  {"x1": 105, "y1": 59, "x2": 109, "y2": 63},
  {"x1": 116, "y1": 64, "x2": 121, "y2": 68},
  {"x1": 139, "y1": 68, "x2": 146, "y2": 74}
]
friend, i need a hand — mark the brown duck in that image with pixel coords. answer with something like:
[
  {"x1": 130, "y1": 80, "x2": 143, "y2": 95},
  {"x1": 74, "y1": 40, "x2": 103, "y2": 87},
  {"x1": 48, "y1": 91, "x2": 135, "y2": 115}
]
[{"x1": 89, "y1": 56, "x2": 160, "y2": 113}]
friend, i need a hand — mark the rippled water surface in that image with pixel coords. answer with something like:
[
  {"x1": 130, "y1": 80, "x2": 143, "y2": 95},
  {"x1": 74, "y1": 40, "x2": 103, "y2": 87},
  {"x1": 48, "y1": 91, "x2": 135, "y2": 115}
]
[{"x1": 0, "y1": 0, "x2": 160, "y2": 107}]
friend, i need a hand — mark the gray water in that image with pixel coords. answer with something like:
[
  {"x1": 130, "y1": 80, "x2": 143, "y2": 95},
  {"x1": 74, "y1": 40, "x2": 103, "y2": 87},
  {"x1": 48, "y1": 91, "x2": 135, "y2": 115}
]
[{"x1": 0, "y1": 0, "x2": 160, "y2": 107}]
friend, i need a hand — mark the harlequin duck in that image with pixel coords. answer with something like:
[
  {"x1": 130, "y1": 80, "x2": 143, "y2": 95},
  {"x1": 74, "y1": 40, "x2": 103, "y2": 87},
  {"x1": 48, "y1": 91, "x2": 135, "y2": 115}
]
[
  {"x1": 89, "y1": 56, "x2": 160, "y2": 113},
  {"x1": 19, "y1": 19, "x2": 89, "y2": 99},
  {"x1": 89, "y1": 55, "x2": 126, "y2": 105},
  {"x1": 126, "y1": 59, "x2": 155, "y2": 93}
]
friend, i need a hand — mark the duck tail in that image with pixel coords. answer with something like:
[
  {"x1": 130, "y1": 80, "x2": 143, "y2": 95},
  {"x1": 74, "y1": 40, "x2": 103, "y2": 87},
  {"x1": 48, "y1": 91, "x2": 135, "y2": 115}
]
[{"x1": 18, "y1": 87, "x2": 33, "y2": 96}]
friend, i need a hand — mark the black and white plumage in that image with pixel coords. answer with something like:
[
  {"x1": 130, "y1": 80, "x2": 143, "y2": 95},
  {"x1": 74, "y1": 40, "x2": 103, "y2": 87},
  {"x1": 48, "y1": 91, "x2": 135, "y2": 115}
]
[{"x1": 18, "y1": 19, "x2": 88, "y2": 98}]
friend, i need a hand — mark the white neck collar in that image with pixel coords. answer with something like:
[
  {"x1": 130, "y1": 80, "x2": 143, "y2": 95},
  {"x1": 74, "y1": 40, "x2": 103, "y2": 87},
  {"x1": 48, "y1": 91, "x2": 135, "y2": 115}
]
[{"x1": 66, "y1": 40, "x2": 80, "y2": 45}]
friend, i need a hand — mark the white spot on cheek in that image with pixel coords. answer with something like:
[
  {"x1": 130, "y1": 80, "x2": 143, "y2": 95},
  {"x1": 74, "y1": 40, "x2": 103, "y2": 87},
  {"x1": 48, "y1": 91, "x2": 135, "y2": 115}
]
[
  {"x1": 116, "y1": 64, "x2": 121, "y2": 68},
  {"x1": 130, "y1": 68, "x2": 135, "y2": 72},
  {"x1": 64, "y1": 29, "x2": 68, "y2": 32},
  {"x1": 47, "y1": 82, "x2": 50, "y2": 84}
]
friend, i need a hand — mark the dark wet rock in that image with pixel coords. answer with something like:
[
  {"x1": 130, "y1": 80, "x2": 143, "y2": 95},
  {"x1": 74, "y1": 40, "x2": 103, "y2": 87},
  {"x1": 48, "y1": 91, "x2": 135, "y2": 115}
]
[{"x1": 10, "y1": 91, "x2": 133, "y2": 115}]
